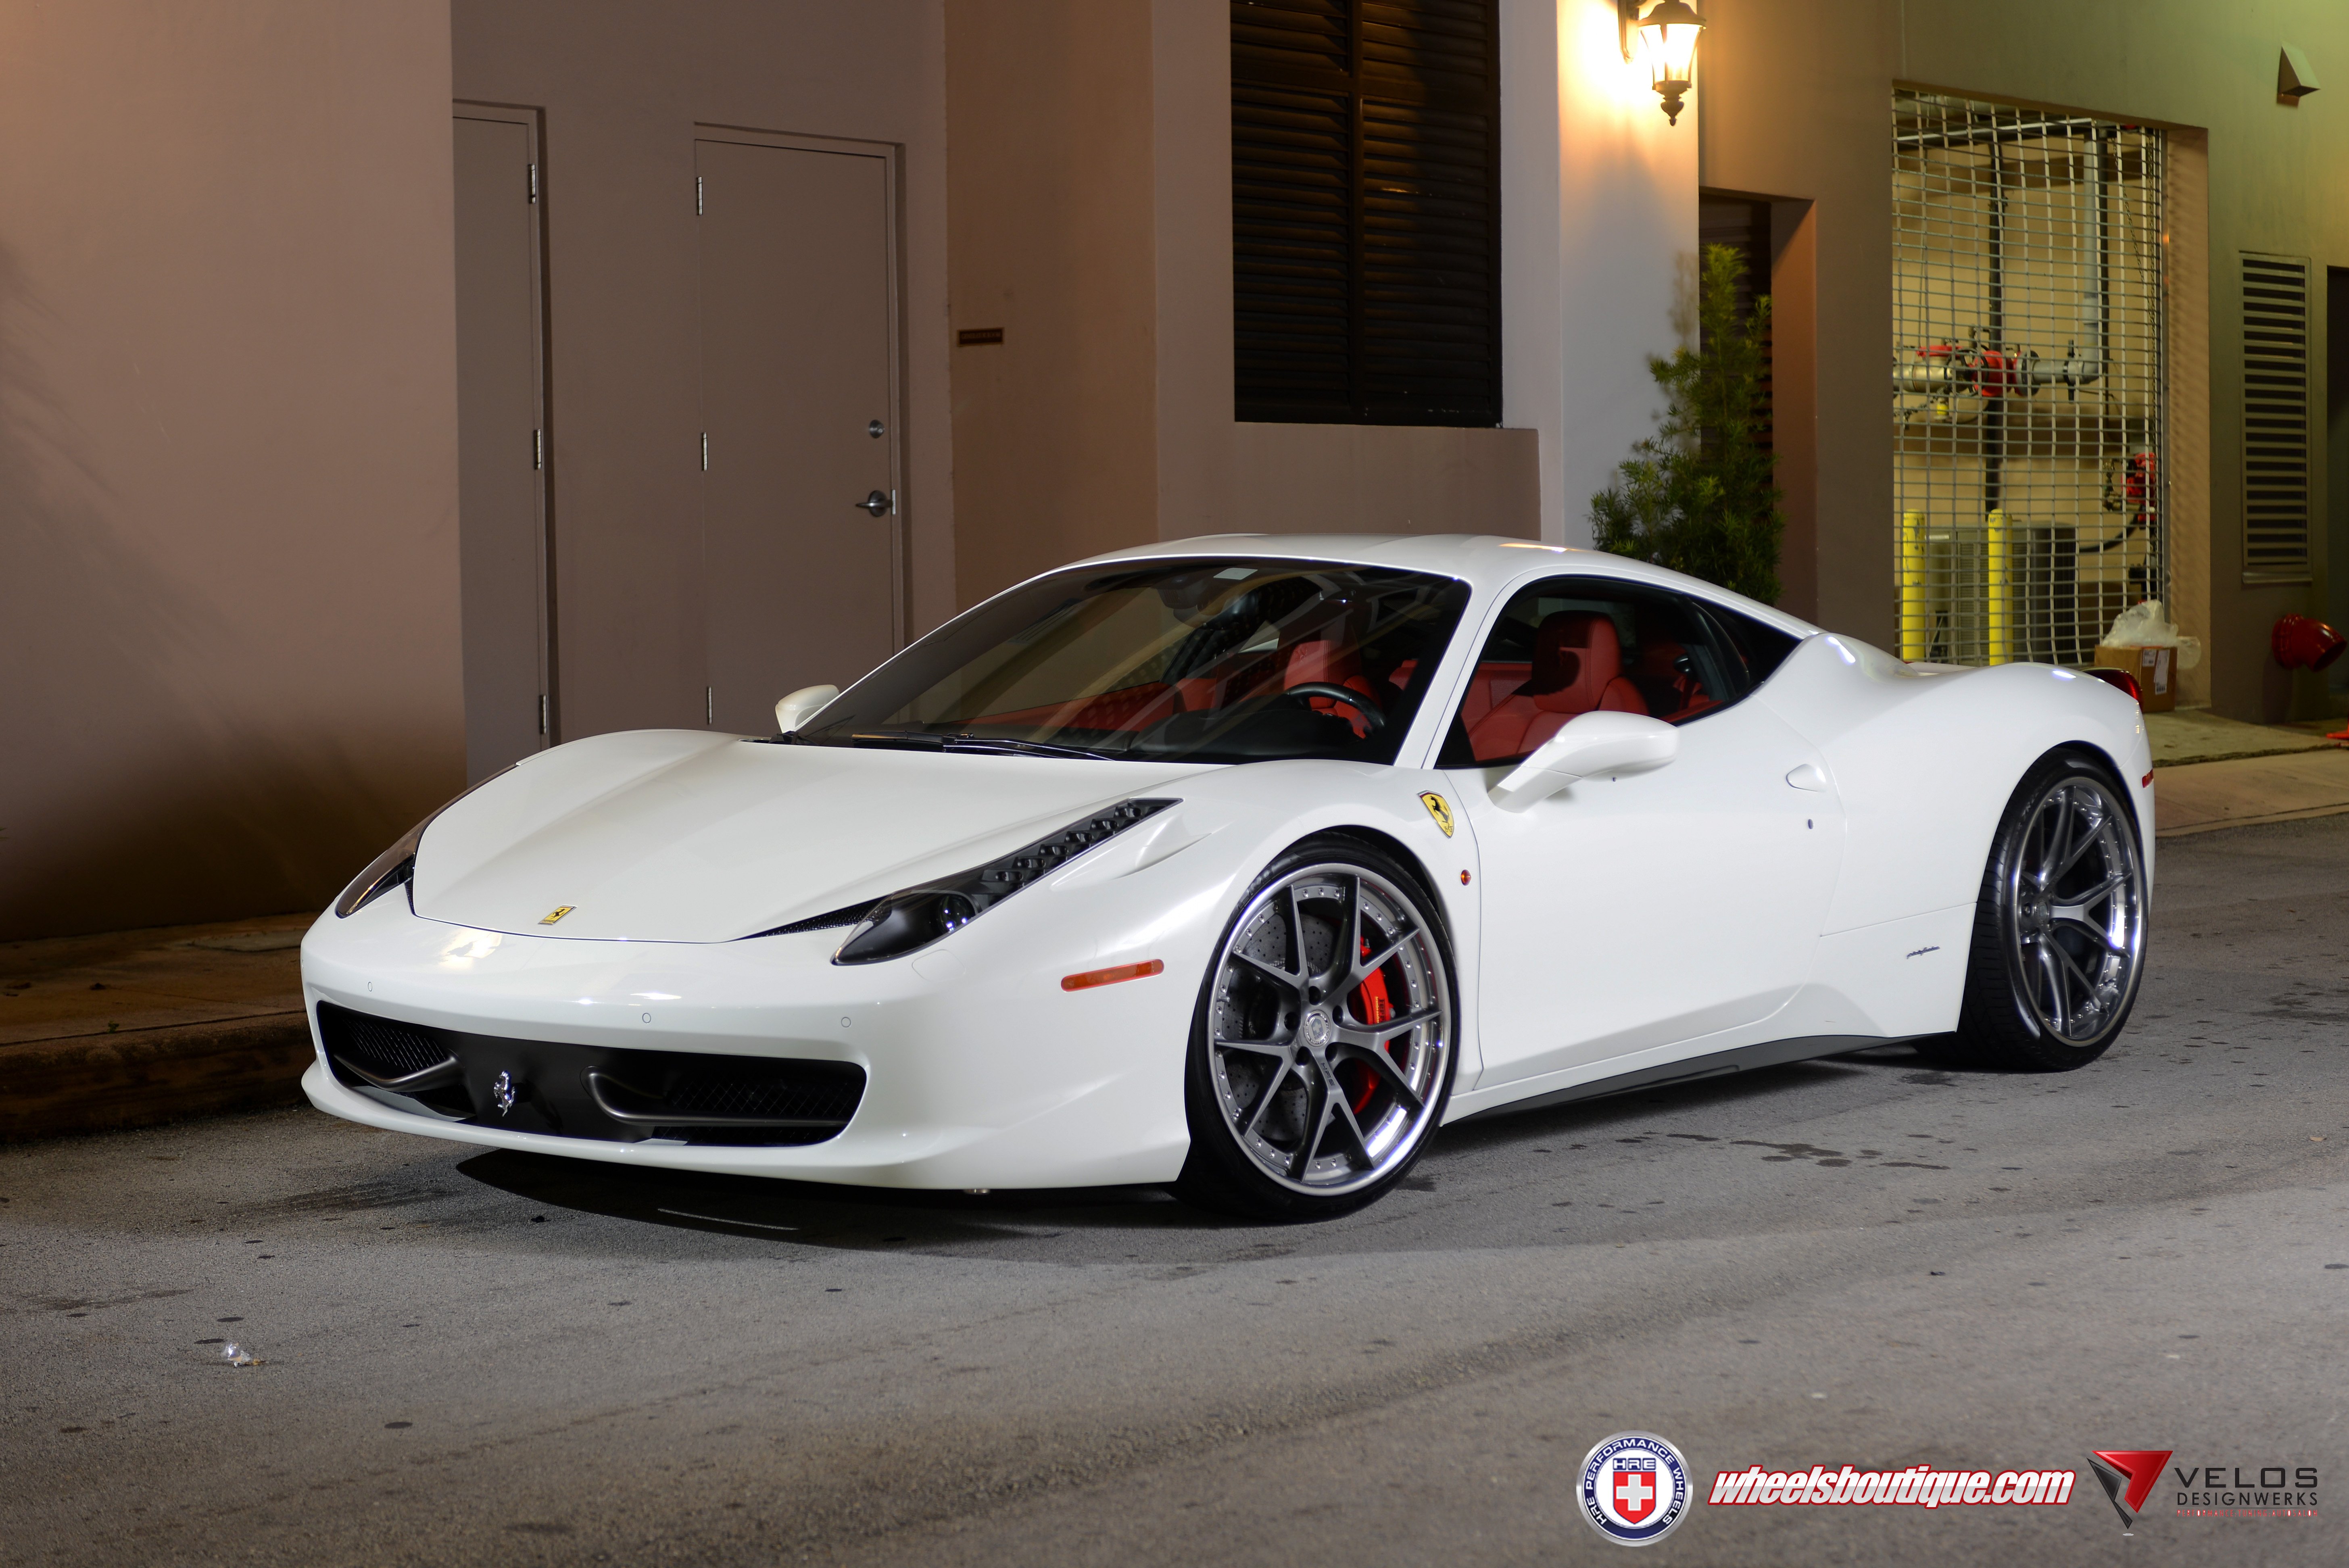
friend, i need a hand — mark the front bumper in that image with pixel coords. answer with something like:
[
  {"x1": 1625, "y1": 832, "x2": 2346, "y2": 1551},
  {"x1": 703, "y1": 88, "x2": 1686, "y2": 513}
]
[{"x1": 298, "y1": 881, "x2": 1212, "y2": 1189}]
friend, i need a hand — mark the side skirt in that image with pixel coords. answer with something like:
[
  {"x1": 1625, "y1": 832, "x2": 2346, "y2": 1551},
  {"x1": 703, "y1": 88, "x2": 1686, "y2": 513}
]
[{"x1": 1450, "y1": 1035, "x2": 1917, "y2": 1125}]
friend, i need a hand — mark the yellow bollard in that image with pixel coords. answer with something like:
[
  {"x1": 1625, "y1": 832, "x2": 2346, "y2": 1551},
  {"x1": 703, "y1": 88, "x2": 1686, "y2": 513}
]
[
  {"x1": 1985, "y1": 509, "x2": 2011, "y2": 665},
  {"x1": 1899, "y1": 512, "x2": 1927, "y2": 661}
]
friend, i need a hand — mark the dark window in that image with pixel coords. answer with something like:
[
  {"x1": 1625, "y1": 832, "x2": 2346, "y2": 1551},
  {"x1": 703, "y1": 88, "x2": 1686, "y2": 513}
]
[
  {"x1": 1439, "y1": 578, "x2": 1794, "y2": 766},
  {"x1": 1233, "y1": 0, "x2": 1501, "y2": 427},
  {"x1": 1698, "y1": 193, "x2": 1773, "y2": 455}
]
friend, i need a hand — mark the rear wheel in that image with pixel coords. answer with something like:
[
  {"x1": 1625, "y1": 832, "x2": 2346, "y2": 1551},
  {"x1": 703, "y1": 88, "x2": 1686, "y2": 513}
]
[
  {"x1": 1949, "y1": 753, "x2": 2147, "y2": 1070},
  {"x1": 1175, "y1": 839, "x2": 1457, "y2": 1220}
]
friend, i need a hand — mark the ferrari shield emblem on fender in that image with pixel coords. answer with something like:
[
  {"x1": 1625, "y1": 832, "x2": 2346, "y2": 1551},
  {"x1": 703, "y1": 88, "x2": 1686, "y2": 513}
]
[
  {"x1": 538, "y1": 905, "x2": 574, "y2": 926},
  {"x1": 1418, "y1": 792, "x2": 1454, "y2": 838}
]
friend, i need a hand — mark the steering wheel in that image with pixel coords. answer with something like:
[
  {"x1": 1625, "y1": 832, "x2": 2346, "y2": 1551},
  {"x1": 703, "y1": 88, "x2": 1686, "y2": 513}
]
[{"x1": 1283, "y1": 682, "x2": 1386, "y2": 731}]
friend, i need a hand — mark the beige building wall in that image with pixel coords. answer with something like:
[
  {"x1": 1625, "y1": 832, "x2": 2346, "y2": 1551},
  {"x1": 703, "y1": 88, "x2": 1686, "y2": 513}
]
[
  {"x1": 455, "y1": 0, "x2": 956, "y2": 732},
  {"x1": 1704, "y1": 0, "x2": 2349, "y2": 718},
  {"x1": 1697, "y1": 0, "x2": 1896, "y2": 634},
  {"x1": 945, "y1": 0, "x2": 1164, "y2": 606},
  {"x1": 947, "y1": 0, "x2": 1547, "y2": 609},
  {"x1": 0, "y1": 1, "x2": 463, "y2": 942}
]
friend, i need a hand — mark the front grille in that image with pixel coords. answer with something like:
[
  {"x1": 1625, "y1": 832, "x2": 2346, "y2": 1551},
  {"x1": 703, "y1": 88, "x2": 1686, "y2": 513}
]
[
  {"x1": 316, "y1": 1002, "x2": 864, "y2": 1147},
  {"x1": 326, "y1": 1010, "x2": 453, "y2": 1081},
  {"x1": 660, "y1": 1073, "x2": 862, "y2": 1123}
]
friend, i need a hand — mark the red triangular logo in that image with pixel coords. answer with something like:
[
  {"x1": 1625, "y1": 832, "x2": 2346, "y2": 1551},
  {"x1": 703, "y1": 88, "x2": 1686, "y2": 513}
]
[{"x1": 2088, "y1": 1450, "x2": 2172, "y2": 1527}]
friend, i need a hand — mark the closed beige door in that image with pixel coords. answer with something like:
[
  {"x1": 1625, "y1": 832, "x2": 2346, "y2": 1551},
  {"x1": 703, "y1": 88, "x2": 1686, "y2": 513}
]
[
  {"x1": 454, "y1": 111, "x2": 549, "y2": 779},
  {"x1": 697, "y1": 138, "x2": 900, "y2": 735}
]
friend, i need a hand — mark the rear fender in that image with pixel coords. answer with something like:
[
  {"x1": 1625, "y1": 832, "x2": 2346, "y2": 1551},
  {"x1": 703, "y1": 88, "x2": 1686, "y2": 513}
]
[{"x1": 1756, "y1": 635, "x2": 2152, "y2": 934}]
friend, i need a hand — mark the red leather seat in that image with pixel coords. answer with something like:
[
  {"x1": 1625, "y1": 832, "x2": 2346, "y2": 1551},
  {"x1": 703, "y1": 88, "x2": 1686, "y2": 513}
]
[{"x1": 1467, "y1": 612, "x2": 1646, "y2": 761}]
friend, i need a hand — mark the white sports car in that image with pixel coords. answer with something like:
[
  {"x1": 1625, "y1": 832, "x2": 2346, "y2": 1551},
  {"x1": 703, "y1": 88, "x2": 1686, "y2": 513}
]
[{"x1": 301, "y1": 535, "x2": 2152, "y2": 1219}]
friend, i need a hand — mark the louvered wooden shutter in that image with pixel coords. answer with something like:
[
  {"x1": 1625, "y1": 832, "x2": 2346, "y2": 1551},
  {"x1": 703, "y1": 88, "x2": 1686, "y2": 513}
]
[
  {"x1": 2241, "y1": 252, "x2": 2312, "y2": 581},
  {"x1": 1233, "y1": 0, "x2": 1501, "y2": 426}
]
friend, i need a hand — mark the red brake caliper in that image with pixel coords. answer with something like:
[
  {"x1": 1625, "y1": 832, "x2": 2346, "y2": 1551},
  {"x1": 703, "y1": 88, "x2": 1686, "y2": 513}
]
[{"x1": 1346, "y1": 938, "x2": 1394, "y2": 1113}]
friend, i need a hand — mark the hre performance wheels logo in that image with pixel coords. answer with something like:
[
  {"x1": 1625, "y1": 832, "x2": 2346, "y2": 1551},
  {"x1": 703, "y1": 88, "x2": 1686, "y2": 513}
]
[{"x1": 1580, "y1": 1432, "x2": 1693, "y2": 1546}]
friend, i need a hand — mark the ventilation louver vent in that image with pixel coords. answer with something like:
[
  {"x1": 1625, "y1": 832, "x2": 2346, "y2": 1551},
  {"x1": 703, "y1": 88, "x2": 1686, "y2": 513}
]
[
  {"x1": 2242, "y1": 252, "x2": 2312, "y2": 582},
  {"x1": 1233, "y1": 0, "x2": 1500, "y2": 427}
]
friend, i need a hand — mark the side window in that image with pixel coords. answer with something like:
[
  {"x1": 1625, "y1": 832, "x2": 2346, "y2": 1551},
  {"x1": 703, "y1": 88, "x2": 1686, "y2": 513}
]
[
  {"x1": 1439, "y1": 578, "x2": 1765, "y2": 767},
  {"x1": 1706, "y1": 601, "x2": 1802, "y2": 686}
]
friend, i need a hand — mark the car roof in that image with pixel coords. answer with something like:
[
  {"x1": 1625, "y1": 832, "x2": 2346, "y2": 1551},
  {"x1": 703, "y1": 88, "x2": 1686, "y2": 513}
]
[{"x1": 1065, "y1": 533, "x2": 1822, "y2": 640}]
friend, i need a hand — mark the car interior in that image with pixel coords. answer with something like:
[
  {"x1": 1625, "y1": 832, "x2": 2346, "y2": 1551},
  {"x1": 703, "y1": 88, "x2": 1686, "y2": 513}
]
[
  {"x1": 819, "y1": 561, "x2": 1471, "y2": 765},
  {"x1": 1439, "y1": 580, "x2": 1798, "y2": 767}
]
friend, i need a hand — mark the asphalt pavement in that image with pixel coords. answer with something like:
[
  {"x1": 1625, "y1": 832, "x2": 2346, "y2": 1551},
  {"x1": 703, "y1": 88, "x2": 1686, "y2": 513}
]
[{"x1": 3, "y1": 816, "x2": 2345, "y2": 1567}]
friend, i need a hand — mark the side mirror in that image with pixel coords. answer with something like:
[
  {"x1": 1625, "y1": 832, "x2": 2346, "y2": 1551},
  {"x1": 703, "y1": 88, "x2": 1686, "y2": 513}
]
[
  {"x1": 1491, "y1": 711, "x2": 1678, "y2": 812},
  {"x1": 774, "y1": 684, "x2": 840, "y2": 736}
]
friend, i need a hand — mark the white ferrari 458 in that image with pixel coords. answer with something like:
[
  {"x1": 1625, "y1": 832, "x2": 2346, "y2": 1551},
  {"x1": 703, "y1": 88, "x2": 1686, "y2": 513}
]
[{"x1": 302, "y1": 535, "x2": 2152, "y2": 1218}]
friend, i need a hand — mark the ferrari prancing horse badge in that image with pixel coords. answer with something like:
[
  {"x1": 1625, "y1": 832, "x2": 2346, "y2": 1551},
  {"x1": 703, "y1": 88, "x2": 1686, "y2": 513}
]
[{"x1": 1418, "y1": 792, "x2": 1454, "y2": 838}]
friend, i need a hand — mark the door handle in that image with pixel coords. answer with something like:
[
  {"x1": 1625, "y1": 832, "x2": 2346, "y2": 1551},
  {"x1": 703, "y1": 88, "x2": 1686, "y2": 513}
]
[
  {"x1": 1785, "y1": 763, "x2": 1827, "y2": 792},
  {"x1": 853, "y1": 490, "x2": 892, "y2": 517}
]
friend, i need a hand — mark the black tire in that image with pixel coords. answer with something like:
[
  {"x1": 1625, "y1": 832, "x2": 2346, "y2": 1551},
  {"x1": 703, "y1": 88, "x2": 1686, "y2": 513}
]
[
  {"x1": 1174, "y1": 836, "x2": 1459, "y2": 1221},
  {"x1": 1948, "y1": 749, "x2": 2148, "y2": 1071}
]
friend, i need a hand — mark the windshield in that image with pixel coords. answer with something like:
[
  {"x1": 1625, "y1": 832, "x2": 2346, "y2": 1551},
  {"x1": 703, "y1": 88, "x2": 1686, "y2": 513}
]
[{"x1": 798, "y1": 559, "x2": 1472, "y2": 765}]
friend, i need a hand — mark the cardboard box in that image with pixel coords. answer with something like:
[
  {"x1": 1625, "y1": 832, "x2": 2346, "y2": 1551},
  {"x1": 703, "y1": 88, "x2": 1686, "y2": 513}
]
[{"x1": 2092, "y1": 643, "x2": 2175, "y2": 712}]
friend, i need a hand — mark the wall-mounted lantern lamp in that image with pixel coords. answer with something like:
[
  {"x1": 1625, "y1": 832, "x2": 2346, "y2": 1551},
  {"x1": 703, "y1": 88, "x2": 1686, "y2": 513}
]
[{"x1": 1619, "y1": 0, "x2": 1706, "y2": 125}]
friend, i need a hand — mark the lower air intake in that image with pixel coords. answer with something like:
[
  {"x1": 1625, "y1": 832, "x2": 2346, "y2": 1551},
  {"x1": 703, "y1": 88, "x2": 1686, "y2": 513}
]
[{"x1": 316, "y1": 1002, "x2": 864, "y2": 1147}]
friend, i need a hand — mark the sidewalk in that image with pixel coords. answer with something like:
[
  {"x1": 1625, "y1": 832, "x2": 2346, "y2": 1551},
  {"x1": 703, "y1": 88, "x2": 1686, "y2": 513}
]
[
  {"x1": 0, "y1": 912, "x2": 314, "y2": 1142},
  {"x1": 2140, "y1": 708, "x2": 2349, "y2": 836},
  {"x1": 2145, "y1": 707, "x2": 2338, "y2": 767},
  {"x1": 2152, "y1": 746, "x2": 2349, "y2": 836}
]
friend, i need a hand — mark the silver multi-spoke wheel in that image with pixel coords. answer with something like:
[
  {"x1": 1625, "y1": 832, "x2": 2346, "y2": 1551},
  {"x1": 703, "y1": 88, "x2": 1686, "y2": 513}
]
[
  {"x1": 1202, "y1": 861, "x2": 1453, "y2": 1199},
  {"x1": 2003, "y1": 775, "x2": 2145, "y2": 1045},
  {"x1": 1953, "y1": 756, "x2": 2147, "y2": 1070}
]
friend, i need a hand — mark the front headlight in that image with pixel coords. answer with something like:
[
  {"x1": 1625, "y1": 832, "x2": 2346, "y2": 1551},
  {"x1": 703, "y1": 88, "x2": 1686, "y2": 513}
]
[
  {"x1": 332, "y1": 765, "x2": 517, "y2": 919},
  {"x1": 832, "y1": 797, "x2": 1178, "y2": 965}
]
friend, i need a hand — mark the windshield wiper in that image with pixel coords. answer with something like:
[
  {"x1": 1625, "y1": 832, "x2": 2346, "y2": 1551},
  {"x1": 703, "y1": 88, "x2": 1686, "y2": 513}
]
[
  {"x1": 845, "y1": 730, "x2": 946, "y2": 751},
  {"x1": 941, "y1": 734, "x2": 1120, "y2": 761},
  {"x1": 838, "y1": 730, "x2": 1119, "y2": 761}
]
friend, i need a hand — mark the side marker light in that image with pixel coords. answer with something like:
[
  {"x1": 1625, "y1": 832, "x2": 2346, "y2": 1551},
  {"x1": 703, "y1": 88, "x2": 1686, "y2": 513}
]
[
  {"x1": 1062, "y1": 960, "x2": 1164, "y2": 992},
  {"x1": 2142, "y1": 770, "x2": 2154, "y2": 787}
]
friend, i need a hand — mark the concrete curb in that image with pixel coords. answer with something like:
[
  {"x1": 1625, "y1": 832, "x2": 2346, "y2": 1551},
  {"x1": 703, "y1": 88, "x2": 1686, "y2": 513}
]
[{"x1": 0, "y1": 1012, "x2": 313, "y2": 1143}]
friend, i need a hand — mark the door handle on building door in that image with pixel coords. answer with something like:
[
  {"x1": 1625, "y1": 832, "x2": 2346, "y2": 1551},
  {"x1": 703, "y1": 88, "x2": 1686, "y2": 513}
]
[{"x1": 853, "y1": 490, "x2": 892, "y2": 517}]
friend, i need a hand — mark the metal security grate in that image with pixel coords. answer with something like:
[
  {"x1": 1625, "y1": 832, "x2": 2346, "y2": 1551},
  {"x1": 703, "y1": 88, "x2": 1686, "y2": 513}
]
[
  {"x1": 1233, "y1": 0, "x2": 1501, "y2": 426},
  {"x1": 2241, "y1": 252, "x2": 2312, "y2": 581},
  {"x1": 1891, "y1": 91, "x2": 2167, "y2": 665}
]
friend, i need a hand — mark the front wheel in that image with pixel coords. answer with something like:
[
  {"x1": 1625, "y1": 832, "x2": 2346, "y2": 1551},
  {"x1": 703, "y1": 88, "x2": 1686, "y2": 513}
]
[
  {"x1": 1950, "y1": 753, "x2": 2148, "y2": 1070},
  {"x1": 1174, "y1": 839, "x2": 1458, "y2": 1220}
]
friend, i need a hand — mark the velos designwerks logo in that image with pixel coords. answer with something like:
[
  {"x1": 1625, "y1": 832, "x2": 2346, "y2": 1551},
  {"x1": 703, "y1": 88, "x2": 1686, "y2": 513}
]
[
  {"x1": 2090, "y1": 1447, "x2": 2321, "y2": 1530},
  {"x1": 1580, "y1": 1431, "x2": 1693, "y2": 1547},
  {"x1": 2087, "y1": 1450, "x2": 2171, "y2": 1532}
]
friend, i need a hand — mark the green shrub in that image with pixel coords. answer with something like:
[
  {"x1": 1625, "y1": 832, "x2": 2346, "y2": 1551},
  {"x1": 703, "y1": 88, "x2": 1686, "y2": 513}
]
[{"x1": 1590, "y1": 243, "x2": 1784, "y2": 605}]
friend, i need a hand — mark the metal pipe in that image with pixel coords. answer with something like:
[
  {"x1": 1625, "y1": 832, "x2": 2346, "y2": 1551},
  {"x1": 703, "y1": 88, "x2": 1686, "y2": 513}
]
[
  {"x1": 1986, "y1": 509, "x2": 2012, "y2": 664},
  {"x1": 1900, "y1": 512, "x2": 1928, "y2": 660},
  {"x1": 1984, "y1": 138, "x2": 2007, "y2": 517},
  {"x1": 2089, "y1": 127, "x2": 2109, "y2": 384}
]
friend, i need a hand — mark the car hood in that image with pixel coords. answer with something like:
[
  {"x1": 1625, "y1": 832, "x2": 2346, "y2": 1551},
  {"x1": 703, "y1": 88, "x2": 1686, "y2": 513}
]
[{"x1": 410, "y1": 730, "x2": 1205, "y2": 943}]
